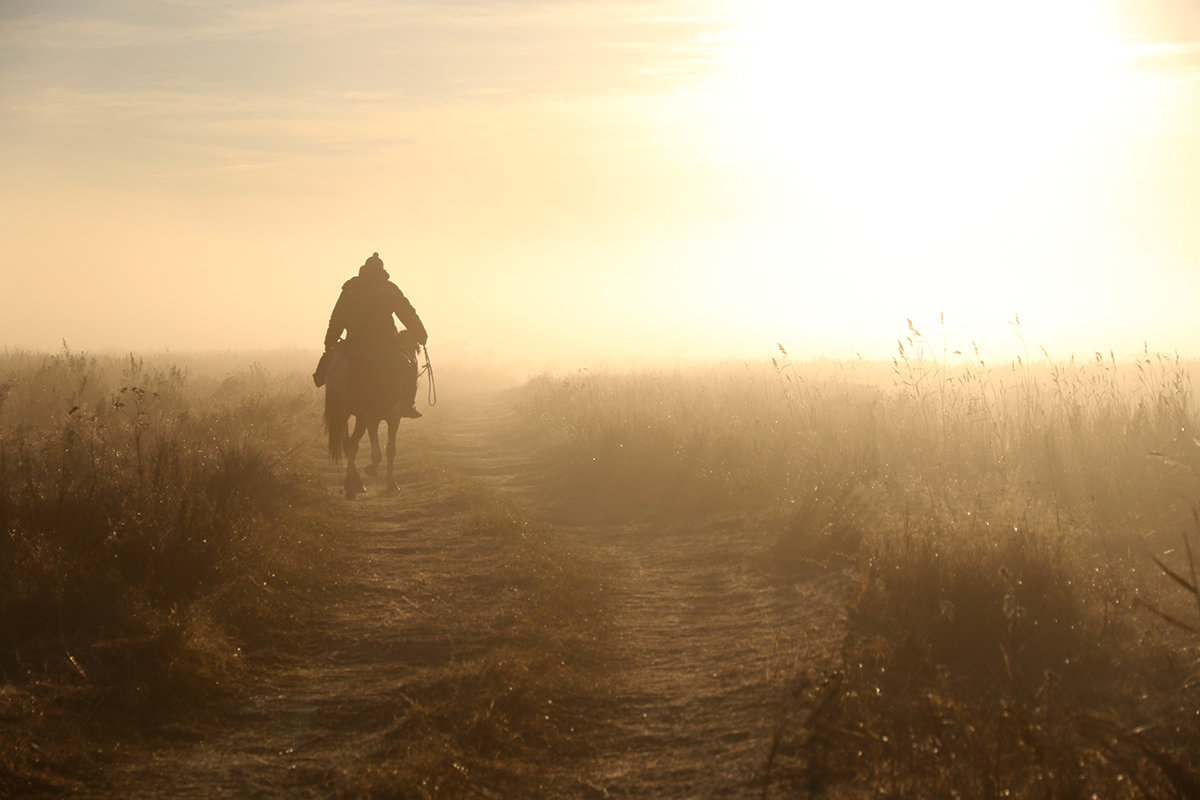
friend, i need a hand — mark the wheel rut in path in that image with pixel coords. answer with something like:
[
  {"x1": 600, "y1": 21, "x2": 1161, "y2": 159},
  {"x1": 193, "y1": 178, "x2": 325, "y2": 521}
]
[{"x1": 437, "y1": 397, "x2": 850, "y2": 798}]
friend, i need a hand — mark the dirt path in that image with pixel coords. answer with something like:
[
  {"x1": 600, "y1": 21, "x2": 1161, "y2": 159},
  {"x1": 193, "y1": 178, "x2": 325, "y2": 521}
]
[
  {"x1": 419, "y1": 397, "x2": 850, "y2": 797},
  {"x1": 91, "y1": 395, "x2": 847, "y2": 799}
]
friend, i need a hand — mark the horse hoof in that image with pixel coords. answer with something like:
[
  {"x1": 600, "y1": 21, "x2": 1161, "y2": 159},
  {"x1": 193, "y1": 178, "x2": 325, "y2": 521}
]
[
  {"x1": 364, "y1": 464, "x2": 378, "y2": 478},
  {"x1": 386, "y1": 483, "x2": 400, "y2": 495}
]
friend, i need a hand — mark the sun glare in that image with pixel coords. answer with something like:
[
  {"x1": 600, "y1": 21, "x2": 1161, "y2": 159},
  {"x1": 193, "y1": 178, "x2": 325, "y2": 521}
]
[{"x1": 677, "y1": 0, "x2": 1140, "y2": 353}]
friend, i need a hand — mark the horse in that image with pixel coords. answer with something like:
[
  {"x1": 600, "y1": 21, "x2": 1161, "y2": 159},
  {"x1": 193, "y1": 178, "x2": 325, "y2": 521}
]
[{"x1": 323, "y1": 344, "x2": 410, "y2": 499}]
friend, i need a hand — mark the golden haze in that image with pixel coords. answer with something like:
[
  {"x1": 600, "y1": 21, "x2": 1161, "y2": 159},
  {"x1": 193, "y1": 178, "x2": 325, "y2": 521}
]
[{"x1": 2, "y1": 0, "x2": 1198, "y2": 364}]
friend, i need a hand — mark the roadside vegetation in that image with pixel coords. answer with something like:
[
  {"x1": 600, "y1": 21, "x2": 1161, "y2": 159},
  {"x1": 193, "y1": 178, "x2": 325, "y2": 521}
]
[
  {"x1": 5, "y1": 328, "x2": 1199, "y2": 797},
  {"x1": 516, "y1": 321, "x2": 1200, "y2": 797},
  {"x1": 0, "y1": 347, "x2": 338, "y2": 793},
  {"x1": 0, "y1": 346, "x2": 604, "y2": 799}
]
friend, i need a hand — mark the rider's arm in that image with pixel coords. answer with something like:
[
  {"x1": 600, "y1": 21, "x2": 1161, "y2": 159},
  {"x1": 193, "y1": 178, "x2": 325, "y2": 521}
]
[
  {"x1": 324, "y1": 291, "x2": 349, "y2": 350},
  {"x1": 390, "y1": 286, "x2": 428, "y2": 345}
]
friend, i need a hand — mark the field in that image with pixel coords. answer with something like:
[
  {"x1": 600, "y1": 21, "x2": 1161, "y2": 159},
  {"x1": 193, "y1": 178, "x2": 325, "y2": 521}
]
[{"x1": 2, "y1": 339, "x2": 1199, "y2": 798}]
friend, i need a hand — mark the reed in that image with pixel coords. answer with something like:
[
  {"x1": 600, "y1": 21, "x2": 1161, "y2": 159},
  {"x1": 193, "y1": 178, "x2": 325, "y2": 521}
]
[
  {"x1": 0, "y1": 347, "x2": 339, "y2": 791},
  {"x1": 515, "y1": 330, "x2": 1200, "y2": 797}
]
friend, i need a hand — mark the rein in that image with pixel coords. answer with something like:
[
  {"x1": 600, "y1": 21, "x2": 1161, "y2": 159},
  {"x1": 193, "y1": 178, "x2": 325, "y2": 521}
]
[{"x1": 418, "y1": 344, "x2": 437, "y2": 407}]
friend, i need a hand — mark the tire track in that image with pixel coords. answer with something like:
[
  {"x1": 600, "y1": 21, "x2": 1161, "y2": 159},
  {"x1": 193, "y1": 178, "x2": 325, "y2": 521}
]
[{"x1": 431, "y1": 396, "x2": 849, "y2": 798}]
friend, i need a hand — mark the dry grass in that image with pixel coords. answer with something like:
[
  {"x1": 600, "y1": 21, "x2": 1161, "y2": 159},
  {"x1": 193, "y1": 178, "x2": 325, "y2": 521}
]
[
  {"x1": 1, "y1": 347, "x2": 606, "y2": 798},
  {"x1": 5, "y1": 333, "x2": 1199, "y2": 797},
  {"x1": 0, "y1": 347, "x2": 341, "y2": 794},
  {"x1": 515, "y1": 331, "x2": 1200, "y2": 797},
  {"x1": 336, "y1": 486, "x2": 608, "y2": 800},
  {"x1": 797, "y1": 520, "x2": 1200, "y2": 798}
]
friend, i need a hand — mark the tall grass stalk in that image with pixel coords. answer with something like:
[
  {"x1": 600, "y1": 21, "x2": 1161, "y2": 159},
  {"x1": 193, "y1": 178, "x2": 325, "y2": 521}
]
[
  {"x1": 1, "y1": 347, "x2": 338, "y2": 791},
  {"x1": 515, "y1": 334, "x2": 1200, "y2": 796}
]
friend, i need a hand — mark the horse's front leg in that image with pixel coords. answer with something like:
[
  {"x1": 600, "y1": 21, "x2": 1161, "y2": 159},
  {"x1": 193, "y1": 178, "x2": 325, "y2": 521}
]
[
  {"x1": 344, "y1": 418, "x2": 367, "y2": 499},
  {"x1": 364, "y1": 422, "x2": 382, "y2": 479},
  {"x1": 385, "y1": 419, "x2": 399, "y2": 494}
]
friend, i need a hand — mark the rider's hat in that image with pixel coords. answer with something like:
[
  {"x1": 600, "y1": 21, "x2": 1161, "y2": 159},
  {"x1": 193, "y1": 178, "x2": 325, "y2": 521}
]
[{"x1": 359, "y1": 251, "x2": 388, "y2": 280}]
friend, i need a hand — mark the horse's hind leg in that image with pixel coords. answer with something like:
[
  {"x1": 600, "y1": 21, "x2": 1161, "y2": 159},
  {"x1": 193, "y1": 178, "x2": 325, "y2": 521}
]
[
  {"x1": 344, "y1": 418, "x2": 367, "y2": 499},
  {"x1": 364, "y1": 422, "x2": 382, "y2": 478},
  {"x1": 385, "y1": 418, "x2": 399, "y2": 494}
]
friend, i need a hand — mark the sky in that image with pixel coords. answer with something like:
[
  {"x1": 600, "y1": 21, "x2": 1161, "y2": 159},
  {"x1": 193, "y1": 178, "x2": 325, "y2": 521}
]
[{"x1": 3, "y1": 0, "x2": 1200, "y2": 368}]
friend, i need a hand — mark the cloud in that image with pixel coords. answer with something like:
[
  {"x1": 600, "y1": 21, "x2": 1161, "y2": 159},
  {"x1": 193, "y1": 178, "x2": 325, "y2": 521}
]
[
  {"x1": 0, "y1": 0, "x2": 737, "y2": 201},
  {"x1": 1122, "y1": 39, "x2": 1200, "y2": 76},
  {"x1": 1, "y1": 0, "x2": 729, "y2": 97},
  {"x1": 1114, "y1": 0, "x2": 1200, "y2": 43}
]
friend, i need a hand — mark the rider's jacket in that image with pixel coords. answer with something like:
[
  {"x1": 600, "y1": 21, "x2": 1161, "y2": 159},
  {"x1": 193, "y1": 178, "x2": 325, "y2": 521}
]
[{"x1": 325, "y1": 274, "x2": 428, "y2": 351}]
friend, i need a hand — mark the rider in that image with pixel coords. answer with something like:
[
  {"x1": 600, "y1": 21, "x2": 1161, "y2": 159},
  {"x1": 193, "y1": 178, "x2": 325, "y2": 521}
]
[{"x1": 324, "y1": 251, "x2": 428, "y2": 418}]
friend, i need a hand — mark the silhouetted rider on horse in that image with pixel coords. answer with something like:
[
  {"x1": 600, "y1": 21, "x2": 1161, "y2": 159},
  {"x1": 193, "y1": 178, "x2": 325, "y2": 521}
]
[{"x1": 323, "y1": 251, "x2": 428, "y2": 418}]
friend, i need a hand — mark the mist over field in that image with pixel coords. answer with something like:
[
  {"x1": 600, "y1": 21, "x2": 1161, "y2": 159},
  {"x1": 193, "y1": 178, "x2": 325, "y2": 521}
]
[
  {"x1": 5, "y1": 1, "x2": 1200, "y2": 797},
  {"x1": 3, "y1": 341, "x2": 1199, "y2": 796},
  {"x1": 4, "y1": 1, "x2": 1200, "y2": 363}
]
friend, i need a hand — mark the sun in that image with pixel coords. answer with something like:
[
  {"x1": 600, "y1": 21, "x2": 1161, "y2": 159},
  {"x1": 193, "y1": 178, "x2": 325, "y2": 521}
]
[{"x1": 671, "y1": 0, "x2": 1137, "y2": 355}]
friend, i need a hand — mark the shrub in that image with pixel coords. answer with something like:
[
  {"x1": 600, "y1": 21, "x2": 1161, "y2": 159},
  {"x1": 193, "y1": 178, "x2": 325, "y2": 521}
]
[
  {"x1": 515, "y1": 337, "x2": 1200, "y2": 797},
  {"x1": 0, "y1": 349, "x2": 336, "y2": 717}
]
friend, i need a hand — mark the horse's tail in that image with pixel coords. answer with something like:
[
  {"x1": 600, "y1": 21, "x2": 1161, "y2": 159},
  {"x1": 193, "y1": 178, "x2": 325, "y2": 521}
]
[{"x1": 323, "y1": 350, "x2": 351, "y2": 462}]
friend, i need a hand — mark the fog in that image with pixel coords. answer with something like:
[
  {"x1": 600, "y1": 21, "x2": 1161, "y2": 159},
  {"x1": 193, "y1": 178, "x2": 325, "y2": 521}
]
[{"x1": 4, "y1": 1, "x2": 1200, "y2": 366}]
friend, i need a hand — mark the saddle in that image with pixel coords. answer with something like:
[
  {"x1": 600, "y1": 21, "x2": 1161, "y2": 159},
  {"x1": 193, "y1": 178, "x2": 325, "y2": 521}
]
[{"x1": 313, "y1": 336, "x2": 418, "y2": 393}]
